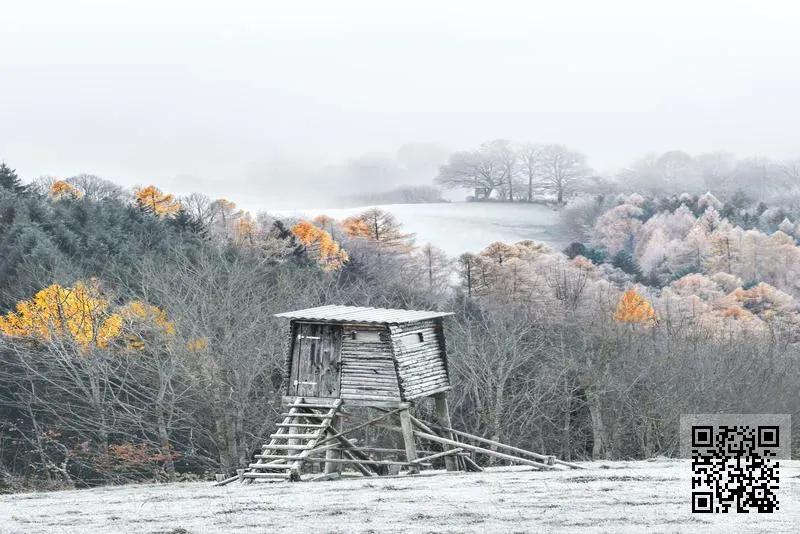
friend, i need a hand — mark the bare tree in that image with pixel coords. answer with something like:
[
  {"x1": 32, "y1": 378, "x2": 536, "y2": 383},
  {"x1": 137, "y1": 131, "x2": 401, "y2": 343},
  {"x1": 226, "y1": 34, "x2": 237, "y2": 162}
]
[
  {"x1": 67, "y1": 174, "x2": 125, "y2": 201},
  {"x1": 519, "y1": 143, "x2": 543, "y2": 202},
  {"x1": 435, "y1": 148, "x2": 504, "y2": 199},
  {"x1": 538, "y1": 145, "x2": 591, "y2": 203}
]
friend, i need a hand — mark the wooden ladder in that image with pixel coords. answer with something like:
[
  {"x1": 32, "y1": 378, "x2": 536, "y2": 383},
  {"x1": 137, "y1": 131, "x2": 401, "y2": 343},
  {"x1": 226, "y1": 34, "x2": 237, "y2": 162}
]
[{"x1": 240, "y1": 397, "x2": 342, "y2": 483}]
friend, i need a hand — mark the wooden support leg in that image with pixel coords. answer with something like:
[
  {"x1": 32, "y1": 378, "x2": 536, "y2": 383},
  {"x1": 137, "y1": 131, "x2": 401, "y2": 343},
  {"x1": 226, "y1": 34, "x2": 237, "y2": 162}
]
[
  {"x1": 399, "y1": 409, "x2": 419, "y2": 474},
  {"x1": 325, "y1": 414, "x2": 341, "y2": 475},
  {"x1": 434, "y1": 392, "x2": 458, "y2": 471}
]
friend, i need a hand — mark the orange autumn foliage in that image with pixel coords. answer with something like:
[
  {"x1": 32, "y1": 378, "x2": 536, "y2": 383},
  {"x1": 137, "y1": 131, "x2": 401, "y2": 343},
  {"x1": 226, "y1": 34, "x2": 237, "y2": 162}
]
[
  {"x1": 341, "y1": 216, "x2": 372, "y2": 238},
  {"x1": 614, "y1": 289, "x2": 658, "y2": 325},
  {"x1": 49, "y1": 180, "x2": 84, "y2": 200},
  {"x1": 291, "y1": 220, "x2": 349, "y2": 271},
  {"x1": 134, "y1": 185, "x2": 181, "y2": 217}
]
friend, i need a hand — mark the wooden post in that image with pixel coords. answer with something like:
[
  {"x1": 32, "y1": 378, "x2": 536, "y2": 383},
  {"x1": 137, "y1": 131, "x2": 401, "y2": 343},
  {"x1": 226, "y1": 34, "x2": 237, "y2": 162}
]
[
  {"x1": 433, "y1": 392, "x2": 458, "y2": 471},
  {"x1": 325, "y1": 414, "x2": 342, "y2": 475},
  {"x1": 399, "y1": 409, "x2": 419, "y2": 474}
]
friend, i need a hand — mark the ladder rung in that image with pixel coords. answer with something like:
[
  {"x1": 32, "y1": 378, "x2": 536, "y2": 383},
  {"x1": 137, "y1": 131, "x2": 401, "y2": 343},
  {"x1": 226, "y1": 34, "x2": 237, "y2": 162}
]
[
  {"x1": 264, "y1": 444, "x2": 314, "y2": 451},
  {"x1": 240, "y1": 472, "x2": 290, "y2": 479},
  {"x1": 276, "y1": 423, "x2": 326, "y2": 428},
  {"x1": 249, "y1": 461, "x2": 294, "y2": 468},
  {"x1": 250, "y1": 458, "x2": 300, "y2": 466},
  {"x1": 280, "y1": 412, "x2": 331, "y2": 418},
  {"x1": 270, "y1": 433, "x2": 319, "y2": 440},
  {"x1": 288, "y1": 402, "x2": 339, "y2": 409}
]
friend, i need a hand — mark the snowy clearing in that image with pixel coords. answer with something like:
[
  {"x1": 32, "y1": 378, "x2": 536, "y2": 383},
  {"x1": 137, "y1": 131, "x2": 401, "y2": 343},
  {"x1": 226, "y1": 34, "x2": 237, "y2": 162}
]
[
  {"x1": 267, "y1": 202, "x2": 568, "y2": 257},
  {"x1": 1, "y1": 459, "x2": 797, "y2": 533}
]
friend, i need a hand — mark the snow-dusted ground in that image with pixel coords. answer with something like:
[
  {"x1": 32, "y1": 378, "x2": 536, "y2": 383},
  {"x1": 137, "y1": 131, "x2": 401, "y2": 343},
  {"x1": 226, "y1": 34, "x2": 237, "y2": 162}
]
[
  {"x1": 267, "y1": 202, "x2": 568, "y2": 257},
  {"x1": 2, "y1": 459, "x2": 797, "y2": 533}
]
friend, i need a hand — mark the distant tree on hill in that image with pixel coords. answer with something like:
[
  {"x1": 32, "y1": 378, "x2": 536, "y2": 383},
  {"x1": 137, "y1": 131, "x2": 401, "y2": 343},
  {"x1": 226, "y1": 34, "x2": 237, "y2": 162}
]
[
  {"x1": 134, "y1": 185, "x2": 181, "y2": 217},
  {"x1": 341, "y1": 208, "x2": 416, "y2": 253}
]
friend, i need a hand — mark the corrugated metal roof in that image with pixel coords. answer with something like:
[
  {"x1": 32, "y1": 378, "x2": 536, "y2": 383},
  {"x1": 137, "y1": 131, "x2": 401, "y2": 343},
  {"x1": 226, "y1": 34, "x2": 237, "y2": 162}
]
[{"x1": 274, "y1": 305, "x2": 454, "y2": 324}]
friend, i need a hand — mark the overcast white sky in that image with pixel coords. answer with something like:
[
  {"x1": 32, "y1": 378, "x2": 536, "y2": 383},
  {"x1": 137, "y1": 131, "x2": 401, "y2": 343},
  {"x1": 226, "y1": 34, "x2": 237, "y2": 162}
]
[{"x1": 2, "y1": 0, "x2": 799, "y2": 206}]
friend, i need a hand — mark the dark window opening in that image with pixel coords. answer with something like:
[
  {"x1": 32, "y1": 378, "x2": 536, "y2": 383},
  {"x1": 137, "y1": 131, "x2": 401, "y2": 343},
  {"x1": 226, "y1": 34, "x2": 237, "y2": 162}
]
[{"x1": 416, "y1": 332, "x2": 424, "y2": 343}]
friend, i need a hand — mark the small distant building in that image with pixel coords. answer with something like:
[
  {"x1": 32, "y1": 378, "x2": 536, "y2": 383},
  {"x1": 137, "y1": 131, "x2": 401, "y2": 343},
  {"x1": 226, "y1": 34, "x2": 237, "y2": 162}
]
[{"x1": 473, "y1": 187, "x2": 491, "y2": 200}]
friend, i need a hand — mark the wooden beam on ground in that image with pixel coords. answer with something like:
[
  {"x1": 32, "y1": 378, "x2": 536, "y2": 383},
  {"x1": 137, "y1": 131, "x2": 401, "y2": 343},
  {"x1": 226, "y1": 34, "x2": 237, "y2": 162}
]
[
  {"x1": 214, "y1": 474, "x2": 241, "y2": 486},
  {"x1": 461, "y1": 455, "x2": 484, "y2": 472},
  {"x1": 416, "y1": 420, "x2": 584, "y2": 470},
  {"x1": 342, "y1": 449, "x2": 374, "y2": 476},
  {"x1": 413, "y1": 431, "x2": 560, "y2": 471},
  {"x1": 411, "y1": 447, "x2": 463, "y2": 465}
]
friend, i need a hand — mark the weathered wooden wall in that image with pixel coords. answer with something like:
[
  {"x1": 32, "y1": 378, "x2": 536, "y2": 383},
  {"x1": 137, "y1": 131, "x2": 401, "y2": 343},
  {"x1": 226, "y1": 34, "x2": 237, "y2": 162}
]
[
  {"x1": 389, "y1": 319, "x2": 450, "y2": 400},
  {"x1": 339, "y1": 324, "x2": 402, "y2": 403}
]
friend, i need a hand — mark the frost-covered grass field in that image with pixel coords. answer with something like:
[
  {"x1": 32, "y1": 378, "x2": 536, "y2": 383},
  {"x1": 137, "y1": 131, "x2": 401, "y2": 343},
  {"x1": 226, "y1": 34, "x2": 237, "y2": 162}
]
[
  {"x1": 268, "y1": 202, "x2": 568, "y2": 257},
  {"x1": 2, "y1": 459, "x2": 797, "y2": 533}
]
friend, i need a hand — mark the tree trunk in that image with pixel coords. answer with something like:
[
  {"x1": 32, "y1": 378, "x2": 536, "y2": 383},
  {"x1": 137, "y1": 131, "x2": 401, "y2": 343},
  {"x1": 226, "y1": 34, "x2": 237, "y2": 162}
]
[
  {"x1": 586, "y1": 389, "x2": 608, "y2": 459},
  {"x1": 561, "y1": 391, "x2": 572, "y2": 461}
]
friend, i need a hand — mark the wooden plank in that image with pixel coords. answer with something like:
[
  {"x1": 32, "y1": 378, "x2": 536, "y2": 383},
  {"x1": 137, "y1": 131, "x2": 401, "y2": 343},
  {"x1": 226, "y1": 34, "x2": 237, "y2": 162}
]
[
  {"x1": 253, "y1": 455, "x2": 302, "y2": 462},
  {"x1": 341, "y1": 390, "x2": 400, "y2": 397},
  {"x1": 287, "y1": 402, "x2": 339, "y2": 409},
  {"x1": 399, "y1": 409, "x2": 419, "y2": 474},
  {"x1": 270, "y1": 433, "x2": 318, "y2": 440},
  {"x1": 248, "y1": 462, "x2": 294, "y2": 469},
  {"x1": 214, "y1": 474, "x2": 241, "y2": 486},
  {"x1": 434, "y1": 392, "x2": 458, "y2": 472},
  {"x1": 325, "y1": 414, "x2": 342, "y2": 475},
  {"x1": 310, "y1": 472, "x2": 341, "y2": 482},
  {"x1": 403, "y1": 385, "x2": 452, "y2": 400},
  {"x1": 240, "y1": 472, "x2": 289, "y2": 479},
  {"x1": 279, "y1": 412, "x2": 333, "y2": 418},
  {"x1": 269, "y1": 444, "x2": 315, "y2": 451},
  {"x1": 341, "y1": 393, "x2": 401, "y2": 400},
  {"x1": 401, "y1": 375, "x2": 449, "y2": 389},
  {"x1": 299, "y1": 457, "x2": 431, "y2": 467},
  {"x1": 411, "y1": 447, "x2": 463, "y2": 465},
  {"x1": 413, "y1": 431, "x2": 559, "y2": 470},
  {"x1": 276, "y1": 423, "x2": 326, "y2": 429}
]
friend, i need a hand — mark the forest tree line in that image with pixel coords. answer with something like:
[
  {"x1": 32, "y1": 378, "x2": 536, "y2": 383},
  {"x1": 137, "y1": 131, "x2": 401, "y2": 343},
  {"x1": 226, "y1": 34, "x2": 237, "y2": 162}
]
[
  {"x1": 435, "y1": 140, "x2": 800, "y2": 207},
  {"x1": 1, "y1": 161, "x2": 798, "y2": 492}
]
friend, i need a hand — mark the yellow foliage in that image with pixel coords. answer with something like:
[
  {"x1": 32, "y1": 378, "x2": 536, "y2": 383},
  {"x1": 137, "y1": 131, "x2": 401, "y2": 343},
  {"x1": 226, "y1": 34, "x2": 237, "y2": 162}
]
[
  {"x1": 49, "y1": 180, "x2": 84, "y2": 201},
  {"x1": 0, "y1": 282, "x2": 121, "y2": 349},
  {"x1": 0, "y1": 283, "x2": 177, "y2": 353},
  {"x1": 291, "y1": 221, "x2": 349, "y2": 272},
  {"x1": 187, "y1": 337, "x2": 209, "y2": 351},
  {"x1": 214, "y1": 198, "x2": 236, "y2": 211},
  {"x1": 614, "y1": 289, "x2": 658, "y2": 325},
  {"x1": 120, "y1": 301, "x2": 176, "y2": 336},
  {"x1": 134, "y1": 185, "x2": 181, "y2": 217},
  {"x1": 234, "y1": 218, "x2": 256, "y2": 243}
]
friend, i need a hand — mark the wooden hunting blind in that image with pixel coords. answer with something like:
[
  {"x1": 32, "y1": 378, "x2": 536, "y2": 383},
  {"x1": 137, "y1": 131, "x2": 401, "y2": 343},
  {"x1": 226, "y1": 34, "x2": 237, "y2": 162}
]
[
  {"x1": 277, "y1": 305, "x2": 454, "y2": 405},
  {"x1": 218, "y1": 305, "x2": 581, "y2": 485}
]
